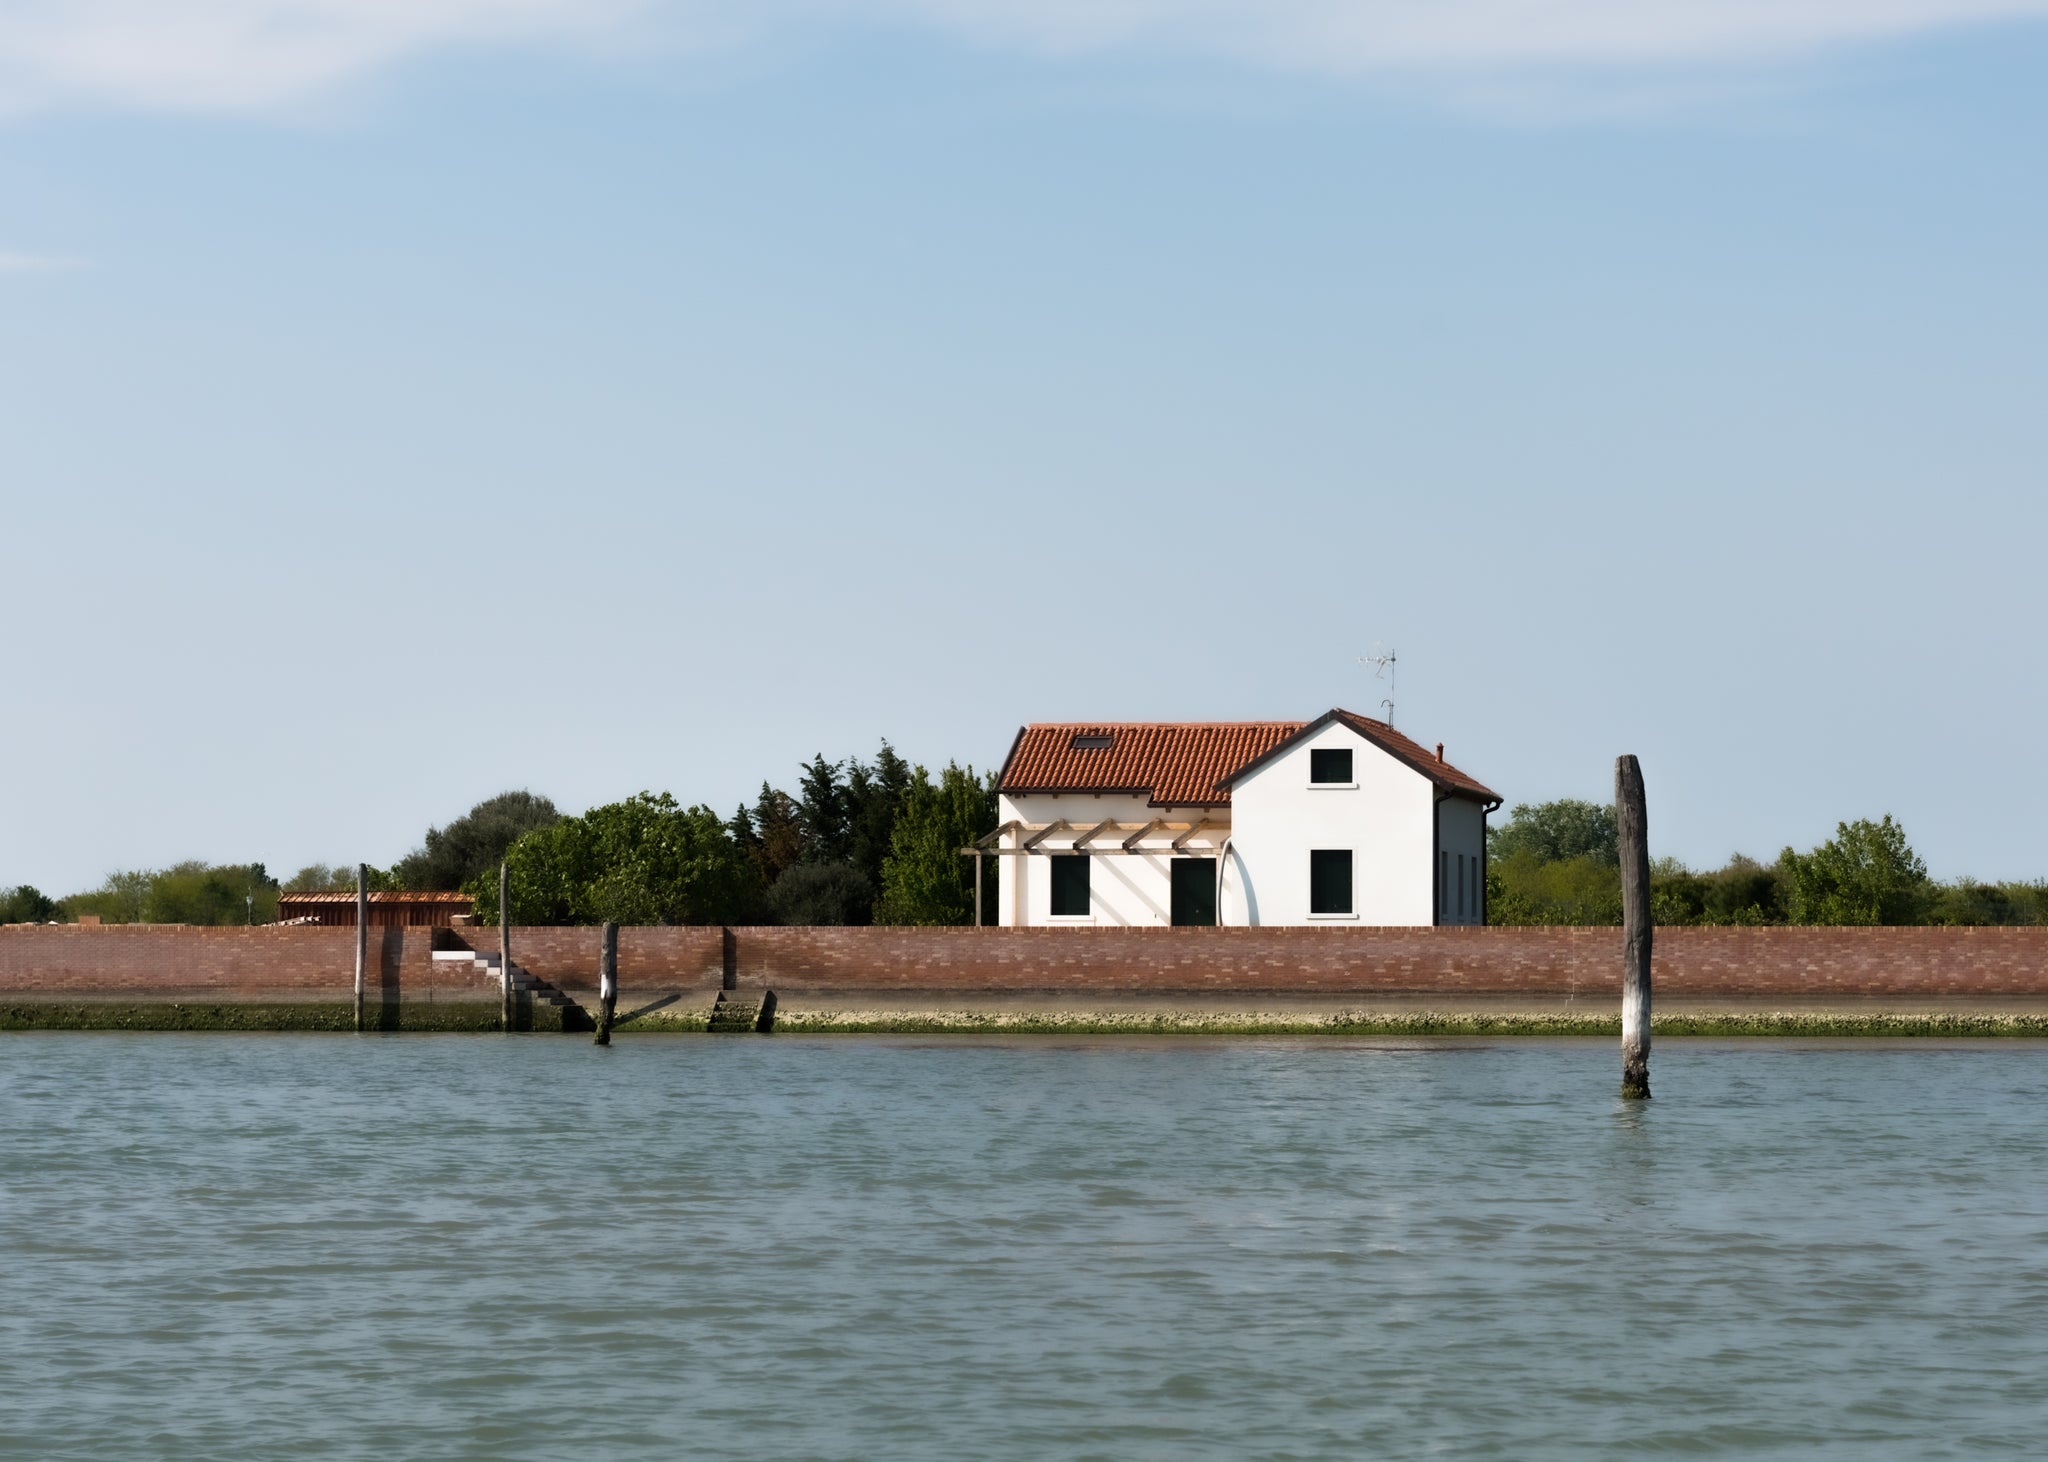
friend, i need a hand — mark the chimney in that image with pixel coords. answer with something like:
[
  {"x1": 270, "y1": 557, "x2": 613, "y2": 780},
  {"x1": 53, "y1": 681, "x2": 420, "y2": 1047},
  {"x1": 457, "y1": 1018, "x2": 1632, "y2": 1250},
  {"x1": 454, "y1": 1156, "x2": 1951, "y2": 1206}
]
[{"x1": 1435, "y1": 742, "x2": 1445, "y2": 762}]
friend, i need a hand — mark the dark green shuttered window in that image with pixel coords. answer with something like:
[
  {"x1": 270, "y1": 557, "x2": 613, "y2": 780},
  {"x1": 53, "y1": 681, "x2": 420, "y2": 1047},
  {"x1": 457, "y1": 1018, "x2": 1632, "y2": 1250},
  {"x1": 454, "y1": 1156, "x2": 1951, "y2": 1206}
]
[
  {"x1": 1171, "y1": 858, "x2": 1218, "y2": 926},
  {"x1": 1310, "y1": 849, "x2": 1353, "y2": 915},
  {"x1": 1310, "y1": 748, "x2": 1353, "y2": 784},
  {"x1": 1051, "y1": 855, "x2": 1091, "y2": 916}
]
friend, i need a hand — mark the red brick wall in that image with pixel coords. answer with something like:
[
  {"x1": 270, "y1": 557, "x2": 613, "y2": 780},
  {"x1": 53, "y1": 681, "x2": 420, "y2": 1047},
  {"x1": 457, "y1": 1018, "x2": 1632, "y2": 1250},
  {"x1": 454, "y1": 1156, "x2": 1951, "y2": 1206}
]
[
  {"x1": 5, "y1": 923, "x2": 2047, "y2": 1001},
  {"x1": 718, "y1": 925, "x2": 2048, "y2": 998},
  {"x1": 438, "y1": 926, "x2": 725, "y2": 993},
  {"x1": 0, "y1": 924, "x2": 482, "y2": 999}
]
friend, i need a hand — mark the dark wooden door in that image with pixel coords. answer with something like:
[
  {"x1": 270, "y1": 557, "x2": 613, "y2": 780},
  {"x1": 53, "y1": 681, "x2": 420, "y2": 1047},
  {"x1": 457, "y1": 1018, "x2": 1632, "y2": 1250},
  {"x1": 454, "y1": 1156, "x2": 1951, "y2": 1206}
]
[{"x1": 1171, "y1": 858, "x2": 1217, "y2": 926}]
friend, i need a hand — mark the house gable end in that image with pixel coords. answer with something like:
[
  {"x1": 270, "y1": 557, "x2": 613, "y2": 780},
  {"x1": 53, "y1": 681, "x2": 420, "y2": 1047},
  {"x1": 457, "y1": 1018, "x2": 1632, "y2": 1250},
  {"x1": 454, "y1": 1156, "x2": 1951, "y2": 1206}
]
[{"x1": 1219, "y1": 707, "x2": 1499, "y2": 804}]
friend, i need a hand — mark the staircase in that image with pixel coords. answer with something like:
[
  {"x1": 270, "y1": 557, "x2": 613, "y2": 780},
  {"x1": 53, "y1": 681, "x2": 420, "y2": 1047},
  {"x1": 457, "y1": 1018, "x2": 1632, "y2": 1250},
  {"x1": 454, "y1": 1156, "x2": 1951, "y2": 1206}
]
[
  {"x1": 708, "y1": 987, "x2": 777, "y2": 1033},
  {"x1": 435, "y1": 949, "x2": 595, "y2": 1032}
]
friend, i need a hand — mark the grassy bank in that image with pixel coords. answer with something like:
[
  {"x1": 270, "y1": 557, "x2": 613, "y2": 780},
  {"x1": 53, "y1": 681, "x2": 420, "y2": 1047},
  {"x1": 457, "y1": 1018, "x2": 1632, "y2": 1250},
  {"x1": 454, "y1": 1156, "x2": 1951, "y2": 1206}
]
[
  {"x1": 9, "y1": 1003, "x2": 2048, "y2": 1037},
  {"x1": 2, "y1": 1002, "x2": 516, "y2": 1032},
  {"x1": 649, "y1": 1007, "x2": 2048, "y2": 1038}
]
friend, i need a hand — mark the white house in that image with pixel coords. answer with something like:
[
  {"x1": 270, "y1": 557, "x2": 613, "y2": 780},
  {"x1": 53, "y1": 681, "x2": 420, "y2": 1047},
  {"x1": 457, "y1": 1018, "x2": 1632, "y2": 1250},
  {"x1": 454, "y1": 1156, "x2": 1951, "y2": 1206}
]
[{"x1": 986, "y1": 708, "x2": 1500, "y2": 928}]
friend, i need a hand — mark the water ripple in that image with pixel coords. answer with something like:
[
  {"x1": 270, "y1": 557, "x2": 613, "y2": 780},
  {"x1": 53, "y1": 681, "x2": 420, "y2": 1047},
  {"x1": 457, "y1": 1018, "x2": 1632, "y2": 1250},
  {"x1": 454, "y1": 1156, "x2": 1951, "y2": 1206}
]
[{"x1": 1, "y1": 1034, "x2": 2044, "y2": 1459}]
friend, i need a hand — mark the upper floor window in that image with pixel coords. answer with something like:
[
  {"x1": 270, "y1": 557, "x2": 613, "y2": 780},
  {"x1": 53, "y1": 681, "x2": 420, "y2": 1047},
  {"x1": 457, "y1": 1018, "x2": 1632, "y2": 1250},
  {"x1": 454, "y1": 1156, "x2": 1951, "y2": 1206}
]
[{"x1": 1309, "y1": 748, "x2": 1354, "y2": 784}]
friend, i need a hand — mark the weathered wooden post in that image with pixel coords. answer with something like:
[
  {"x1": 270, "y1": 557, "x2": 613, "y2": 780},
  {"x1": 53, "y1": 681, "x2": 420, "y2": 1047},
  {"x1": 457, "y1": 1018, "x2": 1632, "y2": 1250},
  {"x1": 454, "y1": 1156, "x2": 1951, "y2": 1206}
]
[
  {"x1": 595, "y1": 921, "x2": 618, "y2": 1046},
  {"x1": 353, "y1": 863, "x2": 368, "y2": 1033},
  {"x1": 499, "y1": 861, "x2": 513, "y2": 1033},
  {"x1": 1617, "y1": 754, "x2": 1651, "y2": 1100}
]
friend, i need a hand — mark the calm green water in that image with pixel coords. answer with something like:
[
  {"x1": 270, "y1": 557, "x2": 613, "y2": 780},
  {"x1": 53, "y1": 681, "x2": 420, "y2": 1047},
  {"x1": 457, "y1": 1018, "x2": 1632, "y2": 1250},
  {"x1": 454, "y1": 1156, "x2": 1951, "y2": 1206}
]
[{"x1": 2, "y1": 1035, "x2": 2044, "y2": 1459}]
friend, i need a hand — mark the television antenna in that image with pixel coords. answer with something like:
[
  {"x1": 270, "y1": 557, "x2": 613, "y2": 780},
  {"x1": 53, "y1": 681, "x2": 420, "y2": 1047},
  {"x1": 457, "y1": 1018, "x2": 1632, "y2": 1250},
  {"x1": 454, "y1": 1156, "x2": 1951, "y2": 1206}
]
[{"x1": 1357, "y1": 645, "x2": 1397, "y2": 727}]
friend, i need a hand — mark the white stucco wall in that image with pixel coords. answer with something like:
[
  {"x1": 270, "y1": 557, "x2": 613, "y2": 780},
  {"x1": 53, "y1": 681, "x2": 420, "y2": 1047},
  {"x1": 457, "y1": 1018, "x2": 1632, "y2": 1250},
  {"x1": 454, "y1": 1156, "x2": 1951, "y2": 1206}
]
[
  {"x1": 1226, "y1": 722, "x2": 1438, "y2": 926},
  {"x1": 996, "y1": 793, "x2": 1230, "y2": 927}
]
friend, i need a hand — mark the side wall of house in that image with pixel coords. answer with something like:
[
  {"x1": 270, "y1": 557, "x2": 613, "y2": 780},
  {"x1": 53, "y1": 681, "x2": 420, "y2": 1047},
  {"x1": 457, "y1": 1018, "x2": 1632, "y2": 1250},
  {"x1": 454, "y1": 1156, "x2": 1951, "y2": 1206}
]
[
  {"x1": 1228, "y1": 722, "x2": 1437, "y2": 926},
  {"x1": 1435, "y1": 797, "x2": 1488, "y2": 926}
]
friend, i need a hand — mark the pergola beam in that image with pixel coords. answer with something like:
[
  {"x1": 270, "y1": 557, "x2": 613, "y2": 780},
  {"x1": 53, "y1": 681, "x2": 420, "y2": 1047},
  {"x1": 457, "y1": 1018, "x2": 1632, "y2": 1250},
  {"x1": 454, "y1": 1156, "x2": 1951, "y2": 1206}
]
[
  {"x1": 1121, "y1": 818, "x2": 1163, "y2": 852},
  {"x1": 1022, "y1": 819, "x2": 1070, "y2": 853},
  {"x1": 1073, "y1": 817, "x2": 1117, "y2": 851},
  {"x1": 975, "y1": 819, "x2": 1021, "y2": 851},
  {"x1": 957, "y1": 821, "x2": 1228, "y2": 856}
]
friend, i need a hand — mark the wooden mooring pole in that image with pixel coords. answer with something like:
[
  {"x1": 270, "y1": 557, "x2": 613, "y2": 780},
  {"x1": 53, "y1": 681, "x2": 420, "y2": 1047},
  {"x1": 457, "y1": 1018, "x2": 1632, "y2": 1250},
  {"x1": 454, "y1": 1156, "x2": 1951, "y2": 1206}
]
[
  {"x1": 1617, "y1": 754, "x2": 1652, "y2": 1100},
  {"x1": 595, "y1": 921, "x2": 618, "y2": 1046},
  {"x1": 353, "y1": 863, "x2": 368, "y2": 1033},
  {"x1": 499, "y1": 861, "x2": 513, "y2": 1033}
]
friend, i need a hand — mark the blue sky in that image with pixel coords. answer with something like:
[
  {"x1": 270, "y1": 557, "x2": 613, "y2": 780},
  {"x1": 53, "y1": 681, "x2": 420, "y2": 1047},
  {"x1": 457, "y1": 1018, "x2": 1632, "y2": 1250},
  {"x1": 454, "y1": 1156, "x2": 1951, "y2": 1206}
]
[{"x1": 4, "y1": 2, "x2": 2047, "y2": 893}]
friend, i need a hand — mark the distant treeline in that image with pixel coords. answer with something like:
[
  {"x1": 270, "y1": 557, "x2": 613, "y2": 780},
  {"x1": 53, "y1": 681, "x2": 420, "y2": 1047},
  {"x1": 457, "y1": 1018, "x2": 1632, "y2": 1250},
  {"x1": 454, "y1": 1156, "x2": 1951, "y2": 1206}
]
[
  {"x1": 1488, "y1": 800, "x2": 2048, "y2": 927},
  {"x1": 11, "y1": 777, "x2": 2044, "y2": 931},
  {"x1": 3, "y1": 743, "x2": 1000, "y2": 928},
  {"x1": 465, "y1": 748, "x2": 999, "y2": 927}
]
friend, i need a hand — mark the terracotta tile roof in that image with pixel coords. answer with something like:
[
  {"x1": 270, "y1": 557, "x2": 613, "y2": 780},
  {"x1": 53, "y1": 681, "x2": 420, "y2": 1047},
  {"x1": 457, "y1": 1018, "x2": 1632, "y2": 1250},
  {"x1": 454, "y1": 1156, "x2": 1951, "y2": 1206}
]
[
  {"x1": 999, "y1": 721, "x2": 1305, "y2": 807},
  {"x1": 1327, "y1": 709, "x2": 1499, "y2": 802},
  {"x1": 1000, "y1": 708, "x2": 1500, "y2": 807}
]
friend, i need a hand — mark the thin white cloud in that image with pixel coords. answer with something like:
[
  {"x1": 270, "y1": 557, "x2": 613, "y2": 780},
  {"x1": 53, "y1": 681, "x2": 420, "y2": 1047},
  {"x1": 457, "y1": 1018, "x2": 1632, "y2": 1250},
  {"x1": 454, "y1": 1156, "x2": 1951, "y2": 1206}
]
[
  {"x1": 883, "y1": 0, "x2": 2048, "y2": 69},
  {"x1": 0, "y1": 0, "x2": 2044, "y2": 114},
  {"x1": 0, "y1": 250, "x2": 83, "y2": 270},
  {"x1": 0, "y1": 0, "x2": 645, "y2": 113}
]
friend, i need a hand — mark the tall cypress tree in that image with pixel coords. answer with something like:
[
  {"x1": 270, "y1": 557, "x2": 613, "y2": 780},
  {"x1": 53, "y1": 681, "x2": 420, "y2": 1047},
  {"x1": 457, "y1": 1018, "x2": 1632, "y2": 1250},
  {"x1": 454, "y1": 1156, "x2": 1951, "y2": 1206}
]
[
  {"x1": 848, "y1": 741, "x2": 912, "y2": 893},
  {"x1": 797, "y1": 755, "x2": 852, "y2": 865},
  {"x1": 750, "y1": 782, "x2": 807, "y2": 886}
]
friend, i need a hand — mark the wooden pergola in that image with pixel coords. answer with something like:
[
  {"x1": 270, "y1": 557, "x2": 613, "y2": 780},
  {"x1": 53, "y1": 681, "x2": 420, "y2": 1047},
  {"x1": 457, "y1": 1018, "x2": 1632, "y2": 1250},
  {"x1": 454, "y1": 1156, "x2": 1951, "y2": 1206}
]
[{"x1": 958, "y1": 820, "x2": 1226, "y2": 927}]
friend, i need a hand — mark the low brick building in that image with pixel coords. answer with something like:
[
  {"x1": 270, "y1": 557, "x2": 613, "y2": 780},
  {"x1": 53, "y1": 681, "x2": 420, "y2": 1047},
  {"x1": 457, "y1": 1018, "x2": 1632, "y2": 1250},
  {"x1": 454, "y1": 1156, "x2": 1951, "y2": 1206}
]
[{"x1": 276, "y1": 891, "x2": 473, "y2": 928}]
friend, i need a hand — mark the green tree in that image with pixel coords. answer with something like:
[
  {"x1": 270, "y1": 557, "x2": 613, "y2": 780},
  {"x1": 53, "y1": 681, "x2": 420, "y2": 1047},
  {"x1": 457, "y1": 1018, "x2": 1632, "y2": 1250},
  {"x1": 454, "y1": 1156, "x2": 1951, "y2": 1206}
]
[
  {"x1": 744, "y1": 783, "x2": 806, "y2": 889},
  {"x1": 845, "y1": 741, "x2": 912, "y2": 893},
  {"x1": 875, "y1": 763, "x2": 1000, "y2": 926},
  {"x1": 1780, "y1": 815, "x2": 1929, "y2": 926},
  {"x1": 469, "y1": 792, "x2": 755, "y2": 926},
  {"x1": 767, "y1": 862, "x2": 871, "y2": 925},
  {"x1": 393, "y1": 790, "x2": 560, "y2": 891},
  {"x1": 1489, "y1": 799, "x2": 1619, "y2": 866},
  {"x1": 66, "y1": 869, "x2": 152, "y2": 924},
  {"x1": 1484, "y1": 850, "x2": 1622, "y2": 927},
  {"x1": 797, "y1": 754, "x2": 852, "y2": 865},
  {"x1": 1701, "y1": 855, "x2": 1787, "y2": 924},
  {"x1": 1925, "y1": 879, "x2": 2048, "y2": 926},
  {"x1": 1, "y1": 885, "x2": 57, "y2": 923},
  {"x1": 1646, "y1": 854, "x2": 1788, "y2": 926},
  {"x1": 283, "y1": 863, "x2": 400, "y2": 894},
  {"x1": 65, "y1": 863, "x2": 281, "y2": 924}
]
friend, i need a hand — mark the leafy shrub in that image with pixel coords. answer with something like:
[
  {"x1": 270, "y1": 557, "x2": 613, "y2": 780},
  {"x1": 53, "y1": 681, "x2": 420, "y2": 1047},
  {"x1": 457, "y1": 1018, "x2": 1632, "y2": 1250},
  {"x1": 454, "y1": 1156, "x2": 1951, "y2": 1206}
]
[{"x1": 767, "y1": 862, "x2": 872, "y2": 926}]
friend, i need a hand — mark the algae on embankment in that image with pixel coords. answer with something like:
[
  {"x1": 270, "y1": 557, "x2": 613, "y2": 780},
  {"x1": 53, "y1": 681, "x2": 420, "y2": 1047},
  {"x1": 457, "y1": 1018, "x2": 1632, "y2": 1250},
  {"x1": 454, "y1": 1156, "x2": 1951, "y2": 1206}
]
[
  {"x1": 1, "y1": 1002, "x2": 509, "y2": 1032},
  {"x1": 10, "y1": 1004, "x2": 2048, "y2": 1037},
  {"x1": 634, "y1": 1008, "x2": 2048, "y2": 1038}
]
